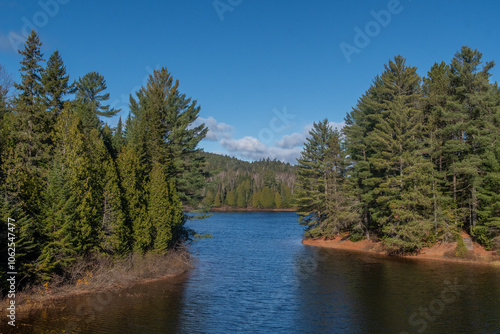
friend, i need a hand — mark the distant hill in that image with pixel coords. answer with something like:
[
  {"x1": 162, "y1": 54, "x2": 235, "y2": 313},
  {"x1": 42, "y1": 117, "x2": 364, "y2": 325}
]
[{"x1": 195, "y1": 152, "x2": 297, "y2": 210}]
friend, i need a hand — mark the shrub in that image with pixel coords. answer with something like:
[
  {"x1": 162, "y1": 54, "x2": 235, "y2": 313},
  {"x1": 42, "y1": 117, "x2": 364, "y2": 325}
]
[{"x1": 455, "y1": 236, "x2": 468, "y2": 258}]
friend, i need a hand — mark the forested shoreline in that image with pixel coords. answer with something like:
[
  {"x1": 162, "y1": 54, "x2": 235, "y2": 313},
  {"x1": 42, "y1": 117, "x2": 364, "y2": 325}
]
[
  {"x1": 198, "y1": 152, "x2": 296, "y2": 210},
  {"x1": 1, "y1": 31, "x2": 498, "y2": 297},
  {"x1": 0, "y1": 31, "x2": 207, "y2": 292},
  {"x1": 295, "y1": 47, "x2": 500, "y2": 254}
]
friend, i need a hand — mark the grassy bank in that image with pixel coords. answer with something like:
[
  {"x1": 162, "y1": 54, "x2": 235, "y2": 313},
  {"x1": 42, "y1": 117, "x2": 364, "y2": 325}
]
[{"x1": 0, "y1": 248, "x2": 193, "y2": 317}]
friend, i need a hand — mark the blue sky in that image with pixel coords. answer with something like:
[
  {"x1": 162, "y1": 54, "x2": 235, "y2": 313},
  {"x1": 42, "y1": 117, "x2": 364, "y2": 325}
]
[{"x1": 1, "y1": 0, "x2": 499, "y2": 163}]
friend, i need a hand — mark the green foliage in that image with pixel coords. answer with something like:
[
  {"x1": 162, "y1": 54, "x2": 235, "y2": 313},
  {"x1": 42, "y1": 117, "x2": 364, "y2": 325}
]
[
  {"x1": 300, "y1": 50, "x2": 500, "y2": 253},
  {"x1": 275, "y1": 191, "x2": 282, "y2": 209},
  {"x1": 128, "y1": 68, "x2": 208, "y2": 205},
  {"x1": 455, "y1": 236, "x2": 468, "y2": 258},
  {"x1": 198, "y1": 153, "x2": 296, "y2": 210},
  {"x1": 0, "y1": 32, "x2": 205, "y2": 288},
  {"x1": 148, "y1": 162, "x2": 183, "y2": 252},
  {"x1": 349, "y1": 232, "x2": 365, "y2": 242},
  {"x1": 42, "y1": 50, "x2": 71, "y2": 112},
  {"x1": 295, "y1": 119, "x2": 359, "y2": 238},
  {"x1": 74, "y1": 71, "x2": 119, "y2": 117}
]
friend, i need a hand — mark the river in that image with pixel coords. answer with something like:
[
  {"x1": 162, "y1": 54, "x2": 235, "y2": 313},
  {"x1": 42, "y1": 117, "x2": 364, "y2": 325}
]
[{"x1": 4, "y1": 212, "x2": 500, "y2": 333}]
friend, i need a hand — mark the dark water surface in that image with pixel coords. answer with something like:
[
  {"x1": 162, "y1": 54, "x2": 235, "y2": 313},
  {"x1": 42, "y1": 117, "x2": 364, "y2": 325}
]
[{"x1": 4, "y1": 212, "x2": 500, "y2": 333}]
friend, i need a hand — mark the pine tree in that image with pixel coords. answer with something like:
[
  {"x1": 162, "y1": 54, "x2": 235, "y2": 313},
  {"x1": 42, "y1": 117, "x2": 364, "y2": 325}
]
[
  {"x1": 38, "y1": 151, "x2": 77, "y2": 278},
  {"x1": 445, "y1": 47, "x2": 497, "y2": 237},
  {"x1": 214, "y1": 191, "x2": 222, "y2": 207},
  {"x1": 74, "y1": 72, "x2": 120, "y2": 117},
  {"x1": 42, "y1": 51, "x2": 71, "y2": 112},
  {"x1": 203, "y1": 190, "x2": 215, "y2": 207},
  {"x1": 343, "y1": 77, "x2": 385, "y2": 239},
  {"x1": 117, "y1": 144, "x2": 150, "y2": 253},
  {"x1": 236, "y1": 183, "x2": 247, "y2": 207},
  {"x1": 366, "y1": 56, "x2": 434, "y2": 253},
  {"x1": 0, "y1": 64, "x2": 13, "y2": 174},
  {"x1": 112, "y1": 116, "x2": 126, "y2": 155},
  {"x1": 128, "y1": 68, "x2": 208, "y2": 204},
  {"x1": 148, "y1": 162, "x2": 183, "y2": 252},
  {"x1": 422, "y1": 61, "x2": 456, "y2": 239},
  {"x1": 4, "y1": 30, "x2": 49, "y2": 281},
  {"x1": 226, "y1": 188, "x2": 236, "y2": 207},
  {"x1": 100, "y1": 158, "x2": 130, "y2": 254},
  {"x1": 295, "y1": 119, "x2": 357, "y2": 237},
  {"x1": 260, "y1": 187, "x2": 275, "y2": 208},
  {"x1": 281, "y1": 185, "x2": 293, "y2": 207},
  {"x1": 295, "y1": 120, "x2": 341, "y2": 235},
  {"x1": 251, "y1": 192, "x2": 260, "y2": 208},
  {"x1": 275, "y1": 191, "x2": 282, "y2": 209}
]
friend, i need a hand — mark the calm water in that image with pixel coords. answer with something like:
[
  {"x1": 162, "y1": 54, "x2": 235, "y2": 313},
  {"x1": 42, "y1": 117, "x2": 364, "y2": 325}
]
[{"x1": 4, "y1": 212, "x2": 500, "y2": 333}]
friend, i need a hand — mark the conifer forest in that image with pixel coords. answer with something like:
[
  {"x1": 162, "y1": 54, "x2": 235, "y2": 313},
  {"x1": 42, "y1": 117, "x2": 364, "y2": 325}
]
[
  {"x1": 1, "y1": 30, "x2": 499, "y2": 294},
  {"x1": 295, "y1": 47, "x2": 500, "y2": 254}
]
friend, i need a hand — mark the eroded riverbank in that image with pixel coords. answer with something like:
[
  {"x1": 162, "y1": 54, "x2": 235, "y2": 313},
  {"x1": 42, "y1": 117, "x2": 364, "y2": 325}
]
[
  {"x1": 303, "y1": 235, "x2": 500, "y2": 266},
  {"x1": 0, "y1": 248, "x2": 192, "y2": 325}
]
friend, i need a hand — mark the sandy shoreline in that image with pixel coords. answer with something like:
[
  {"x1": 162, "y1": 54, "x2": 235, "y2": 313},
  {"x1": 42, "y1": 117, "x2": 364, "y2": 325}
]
[{"x1": 303, "y1": 236, "x2": 500, "y2": 266}]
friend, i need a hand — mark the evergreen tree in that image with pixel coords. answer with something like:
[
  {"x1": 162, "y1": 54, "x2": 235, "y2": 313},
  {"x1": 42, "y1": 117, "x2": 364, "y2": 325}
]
[
  {"x1": 343, "y1": 78, "x2": 385, "y2": 239},
  {"x1": 203, "y1": 190, "x2": 215, "y2": 207},
  {"x1": 100, "y1": 157, "x2": 130, "y2": 254},
  {"x1": 42, "y1": 51, "x2": 71, "y2": 112},
  {"x1": 74, "y1": 71, "x2": 120, "y2": 117},
  {"x1": 148, "y1": 162, "x2": 183, "y2": 252},
  {"x1": 214, "y1": 191, "x2": 222, "y2": 207},
  {"x1": 117, "y1": 143, "x2": 150, "y2": 253},
  {"x1": 296, "y1": 119, "x2": 357, "y2": 237},
  {"x1": 422, "y1": 61, "x2": 456, "y2": 238},
  {"x1": 226, "y1": 188, "x2": 236, "y2": 207},
  {"x1": 112, "y1": 116, "x2": 126, "y2": 155},
  {"x1": 275, "y1": 191, "x2": 282, "y2": 209},
  {"x1": 129, "y1": 68, "x2": 208, "y2": 204},
  {"x1": 260, "y1": 187, "x2": 275, "y2": 208},
  {"x1": 251, "y1": 192, "x2": 260, "y2": 208},
  {"x1": 445, "y1": 47, "x2": 496, "y2": 237},
  {"x1": 236, "y1": 182, "x2": 247, "y2": 207},
  {"x1": 4, "y1": 30, "x2": 48, "y2": 280},
  {"x1": 366, "y1": 56, "x2": 434, "y2": 253},
  {"x1": 0, "y1": 64, "x2": 13, "y2": 174}
]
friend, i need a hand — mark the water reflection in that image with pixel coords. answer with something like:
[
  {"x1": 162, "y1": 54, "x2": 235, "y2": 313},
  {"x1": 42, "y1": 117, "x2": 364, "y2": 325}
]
[
  {"x1": 295, "y1": 247, "x2": 500, "y2": 334},
  {"x1": 4, "y1": 212, "x2": 499, "y2": 334}
]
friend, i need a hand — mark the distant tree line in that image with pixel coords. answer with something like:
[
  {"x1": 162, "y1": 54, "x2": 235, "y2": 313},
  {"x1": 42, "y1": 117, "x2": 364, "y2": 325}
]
[
  {"x1": 200, "y1": 153, "x2": 296, "y2": 209},
  {"x1": 0, "y1": 31, "x2": 207, "y2": 290},
  {"x1": 295, "y1": 47, "x2": 500, "y2": 254}
]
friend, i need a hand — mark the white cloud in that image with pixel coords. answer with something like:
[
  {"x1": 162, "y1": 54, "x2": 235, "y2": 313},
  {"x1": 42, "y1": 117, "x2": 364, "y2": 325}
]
[
  {"x1": 276, "y1": 132, "x2": 306, "y2": 149},
  {"x1": 198, "y1": 116, "x2": 346, "y2": 164},
  {"x1": 194, "y1": 116, "x2": 233, "y2": 141},
  {"x1": 220, "y1": 136, "x2": 302, "y2": 164},
  {"x1": 220, "y1": 136, "x2": 267, "y2": 153},
  {"x1": 329, "y1": 121, "x2": 346, "y2": 132},
  {"x1": 276, "y1": 121, "x2": 345, "y2": 149}
]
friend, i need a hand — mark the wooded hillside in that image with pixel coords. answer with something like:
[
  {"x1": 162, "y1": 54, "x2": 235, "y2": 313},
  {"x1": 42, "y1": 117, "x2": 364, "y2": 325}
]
[{"x1": 198, "y1": 153, "x2": 296, "y2": 210}]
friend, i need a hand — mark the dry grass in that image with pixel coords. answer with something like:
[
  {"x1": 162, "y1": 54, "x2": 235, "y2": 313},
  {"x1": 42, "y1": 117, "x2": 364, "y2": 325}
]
[{"x1": 0, "y1": 247, "x2": 193, "y2": 315}]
